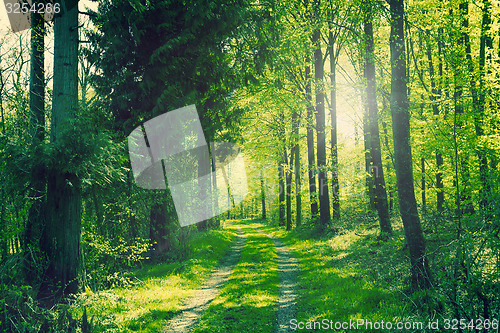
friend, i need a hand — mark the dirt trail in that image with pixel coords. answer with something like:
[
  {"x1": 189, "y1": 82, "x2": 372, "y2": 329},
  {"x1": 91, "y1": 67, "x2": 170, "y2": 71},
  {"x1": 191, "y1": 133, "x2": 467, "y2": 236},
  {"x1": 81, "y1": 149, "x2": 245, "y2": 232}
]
[
  {"x1": 251, "y1": 227, "x2": 299, "y2": 333},
  {"x1": 162, "y1": 226, "x2": 246, "y2": 333}
]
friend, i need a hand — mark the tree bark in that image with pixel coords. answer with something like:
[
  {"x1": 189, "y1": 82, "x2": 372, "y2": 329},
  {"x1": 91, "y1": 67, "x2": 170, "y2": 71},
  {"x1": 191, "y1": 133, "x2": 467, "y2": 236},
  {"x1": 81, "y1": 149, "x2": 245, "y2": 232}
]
[
  {"x1": 210, "y1": 144, "x2": 220, "y2": 228},
  {"x1": 312, "y1": 4, "x2": 331, "y2": 227},
  {"x1": 278, "y1": 155, "x2": 285, "y2": 227},
  {"x1": 128, "y1": 170, "x2": 138, "y2": 238},
  {"x1": 285, "y1": 145, "x2": 292, "y2": 231},
  {"x1": 197, "y1": 146, "x2": 210, "y2": 231},
  {"x1": 382, "y1": 121, "x2": 394, "y2": 211},
  {"x1": 421, "y1": 156, "x2": 426, "y2": 213},
  {"x1": 389, "y1": 0, "x2": 431, "y2": 290},
  {"x1": 25, "y1": 10, "x2": 46, "y2": 284},
  {"x1": 260, "y1": 170, "x2": 266, "y2": 220},
  {"x1": 424, "y1": 31, "x2": 444, "y2": 212},
  {"x1": 329, "y1": 32, "x2": 340, "y2": 220},
  {"x1": 39, "y1": 0, "x2": 81, "y2": 303},
  {"x1": 456, "y1": 0, "x2": 475, "y2": 215},
  {"x1": 363, "y1": 8, "x2": 392, "y2": 233},
  {"x1": 363, "y1": 97, "x2": 375, "y2": 210},
  {"x1": 475, "y1": 0, "x2": 492, "y2": 208},
  {"x1": 291, "y1": 105, "x2": 301, "y2": 227},
  {"x1": 305, "y1": 62, "x2": 318, "y2": 217},
  {"x1": 149, "y1": 201, "x2": 170, "y2": 257}
]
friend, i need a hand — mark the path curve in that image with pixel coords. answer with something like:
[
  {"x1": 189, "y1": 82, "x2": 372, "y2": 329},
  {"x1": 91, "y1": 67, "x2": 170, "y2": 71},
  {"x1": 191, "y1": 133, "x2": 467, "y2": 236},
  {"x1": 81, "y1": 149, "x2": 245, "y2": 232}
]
[
  {"x1": 251, "y1": 226, "x2": 299, "y2": 333},
  {"x1": 162, "y1": 226, "x2": 246, "y2": 333}
]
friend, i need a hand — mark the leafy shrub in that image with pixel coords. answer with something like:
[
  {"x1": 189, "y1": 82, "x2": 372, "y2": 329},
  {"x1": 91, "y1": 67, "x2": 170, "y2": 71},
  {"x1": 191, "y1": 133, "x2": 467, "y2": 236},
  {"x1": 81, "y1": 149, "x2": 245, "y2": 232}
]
[{"x1": 82, "y1": 231, "x2": 150, "y2": 290}]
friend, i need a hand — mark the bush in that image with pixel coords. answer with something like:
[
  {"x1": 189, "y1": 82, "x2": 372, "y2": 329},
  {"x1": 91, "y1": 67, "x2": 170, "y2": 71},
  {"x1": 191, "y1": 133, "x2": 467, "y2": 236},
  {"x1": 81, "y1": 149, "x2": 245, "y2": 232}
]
[{"x1": 82, "y1": 231, "x2": 150, "y2": 290}]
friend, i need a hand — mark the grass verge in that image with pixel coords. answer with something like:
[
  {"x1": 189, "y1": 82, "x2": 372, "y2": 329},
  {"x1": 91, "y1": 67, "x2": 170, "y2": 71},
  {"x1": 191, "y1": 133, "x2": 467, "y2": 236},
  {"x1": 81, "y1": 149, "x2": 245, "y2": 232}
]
[{"x1": 72, "y1": 224, "x2": 238, "y2": 333}]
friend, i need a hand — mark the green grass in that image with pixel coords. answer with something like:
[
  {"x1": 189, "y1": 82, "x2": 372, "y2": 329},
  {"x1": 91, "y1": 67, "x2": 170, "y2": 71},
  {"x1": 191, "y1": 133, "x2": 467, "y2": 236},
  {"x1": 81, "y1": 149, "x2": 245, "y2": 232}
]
[
  {"x1": 71, "y1": 217, "x2": 460, "y2": 332},
  {"x1": 248, "y1": 219, "x2": 415, "y2": 332},
  {"x1": 192, "y1": 225, "x2": 280, "y2": 333},
  {"x1": 72, "y1": 225, "x2": 238, "y2": 333}
]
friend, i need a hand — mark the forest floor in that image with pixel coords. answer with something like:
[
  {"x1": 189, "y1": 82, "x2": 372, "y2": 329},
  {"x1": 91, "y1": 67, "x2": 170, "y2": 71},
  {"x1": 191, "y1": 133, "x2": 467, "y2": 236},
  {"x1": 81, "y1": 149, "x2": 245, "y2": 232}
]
[
  {"x1": 162, "y1": 226, "x2": 247, "y2": 333},
  {"x1": 74, "y1": 217, "x2": 446, "y2": 332}
]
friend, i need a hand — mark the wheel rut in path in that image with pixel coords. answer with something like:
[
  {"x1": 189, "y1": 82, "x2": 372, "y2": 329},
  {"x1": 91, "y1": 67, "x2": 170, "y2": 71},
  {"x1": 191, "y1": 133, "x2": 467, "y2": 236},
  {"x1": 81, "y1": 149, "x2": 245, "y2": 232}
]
[
  {"x1": 162, "y1": 226, "x2": 246, "y2": 333},
  {"x1": 251, "y1": 227, "x2": 299, "y2": 333}
]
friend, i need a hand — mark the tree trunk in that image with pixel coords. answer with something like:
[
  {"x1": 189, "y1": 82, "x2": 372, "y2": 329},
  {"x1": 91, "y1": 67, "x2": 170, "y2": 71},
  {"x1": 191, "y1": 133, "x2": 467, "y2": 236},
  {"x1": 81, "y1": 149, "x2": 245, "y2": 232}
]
[
  {"x1": 363, "y1": 98, "x2": 375, "y2": 210},
  {"x1": 312, "y1": 5, "x2": 331, "y2": 227},
  {"x1": 285, "y1": 146, "x2": 292, "y2": 231},
  {"x1": 128, "y1": 170, "x2": 138, "y2": 238},
  {"x1": 278, "y1": 156, "x2": 285, "y2": 227},
  {"x1": 305, "y1": 62, "x2": 318, "y2": 217},
  {"x1": 456, "y1": 0, "x2": 475, "y2": 215},
  {"x1": 424, "y1": 31, "x2": 444, "y2": 212},
  {"x1": 149, "y1": 202, "x2": 168, "y2": 257},
  {"x1": 364, "y1": 9, "x2": 392, "y2": 233},
  {"x1": 197, "y1": 145, "x2": 210, "y2": 231},
  {"x1": 0, "y1": 57, "x2": 5, "y2": 134},
  {"x1": 39, "y1": 0, "x2": 81, "y2": 304},
  {"x1": 475, "y1": 0, "x2": 492, "y2": 208},
  {"x1": 421, "y1": 156, "x2": 426, "y2": 213},
  {"x1": 329, "y1": 32, "x2": 340, "y2": 220},
  {"x1": 25, "y1": 10, "x2": 46, "y2": 284},
  {"x1": 291, "y1": 105, "x2": 301, "y2": 227},
  {"x1": 260, "y1": 170, "x2": 266, "y2": 220},
  {"x1": 210, "y1": 145, "x2": 220, "y2": 228},
  {"x1": 382, "y1": 122, "x2": 394, "y2": 211},
  {"x1": 389, "y1": 0, "x2": 431, "y2": 290},
  {"x1": 0, "y1": 189, "x2": 6, "y2": 259},
  {"x1": 293, "y1": 133, "x2": 301, "y2": 228}
]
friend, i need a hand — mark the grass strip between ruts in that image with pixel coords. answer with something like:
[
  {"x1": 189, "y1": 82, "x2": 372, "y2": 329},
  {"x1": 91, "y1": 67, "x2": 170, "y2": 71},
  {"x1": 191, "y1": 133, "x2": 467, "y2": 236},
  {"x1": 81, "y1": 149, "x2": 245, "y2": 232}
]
[{"x1": 191, "y1": 224, "x2": 280, "y2": 333}]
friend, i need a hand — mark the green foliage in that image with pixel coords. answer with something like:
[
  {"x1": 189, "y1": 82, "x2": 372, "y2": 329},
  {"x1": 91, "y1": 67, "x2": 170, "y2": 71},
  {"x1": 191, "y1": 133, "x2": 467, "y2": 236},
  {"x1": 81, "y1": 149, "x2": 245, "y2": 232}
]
[
  {"x1": 72, "y1": 225, "x2": 238, "y2": 333},
  {"x1": 87, "y1": 0, "x2": 258, "y2": 138},
  {"x1": 260, "y1": 208, "x2": 500, "y2": 329},
  {"x1": 0, "y1": 261, "x2": 91, "y2": 332},
  {"x1": 82, "y1": 230, "x2": 150, "y2": 290},
  {"x1": 192, "y1": 225, "x2": 279, "y2": 333}
]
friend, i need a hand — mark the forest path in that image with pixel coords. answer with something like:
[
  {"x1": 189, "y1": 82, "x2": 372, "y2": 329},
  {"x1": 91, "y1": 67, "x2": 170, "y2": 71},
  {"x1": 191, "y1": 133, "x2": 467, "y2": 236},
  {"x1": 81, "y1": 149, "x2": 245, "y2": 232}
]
[
  {"x1": 250, "y1": 226, "x2": 298, "y2": 333},
  {"x1": 162, "y1": 221, "x2": 299, "y2": 333},
  {"x1": 162, "y1": 226, "x2": 246, "y2": 333}
]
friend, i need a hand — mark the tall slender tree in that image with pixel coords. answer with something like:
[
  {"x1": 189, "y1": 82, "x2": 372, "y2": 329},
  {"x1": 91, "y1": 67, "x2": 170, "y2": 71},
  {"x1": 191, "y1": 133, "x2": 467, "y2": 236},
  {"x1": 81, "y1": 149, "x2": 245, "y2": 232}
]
[
  {"x1": 260, "y1": 170, "x2": 267, "y2": 220},
  {"x1": 363, "y1": 96, "x2": 375, "y2": 210},
  {"x1": 291, "y1": 107, "x2": 301, "y2": 228},
  {"x1": 475, "y1": 0, "x2": 492, "y2": 208},
  {"x1": 389, "y1": 0, "x2": 430, "y2": 289},
  {"x1": 25, "y1": 10, "x2": 46, "y2": 284},
  {"x1": 326, "y1": 2, "x2": 346, "y2": 220},
  {"x1": 313, "y1": 0, "x2": 331, "y2": 227},
  {"x1": 363, "y1": 1, "x2": 391, "y2": 234},
  {"x1": 305, "y1": 61, "x2": 318, "y2": 217},
  {"x1": 40, "y1": 0, "x2": 81, "y2": 302}
]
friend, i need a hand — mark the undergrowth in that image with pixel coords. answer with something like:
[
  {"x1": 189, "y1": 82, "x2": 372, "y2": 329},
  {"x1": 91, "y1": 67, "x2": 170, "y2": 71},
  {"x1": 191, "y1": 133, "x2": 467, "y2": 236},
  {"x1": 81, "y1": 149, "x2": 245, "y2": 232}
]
[
  {"x1": 70, "y1": 224, "x2": 238, "y2": 332},
  {"x1": 0, "y1": 223, "x2": 237, "y2": 332},
  {"x1": 253, "y1": 208, "x2": 500, "y2": 332}
]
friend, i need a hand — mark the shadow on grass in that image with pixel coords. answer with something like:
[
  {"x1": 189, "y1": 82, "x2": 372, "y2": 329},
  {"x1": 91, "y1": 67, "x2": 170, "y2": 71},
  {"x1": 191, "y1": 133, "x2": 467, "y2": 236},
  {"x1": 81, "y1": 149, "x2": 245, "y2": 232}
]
[
  {"x1": 73, "y1": 227, "x2": 239, "y2": 333},
  {"x1": 254, "y1": 221, "x2": 410, "y2": 332},
  {"x1": 125, "y1": 309, "x2": 180, "y2": 331},
  {"x1": 134, "y1": 228, "x2": 238, "y2": 281}
]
